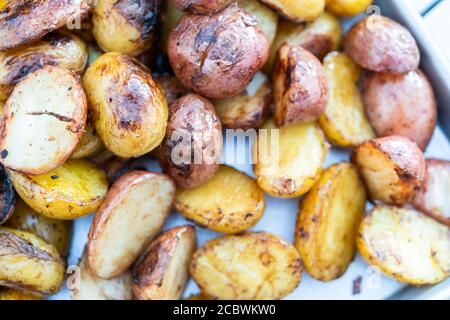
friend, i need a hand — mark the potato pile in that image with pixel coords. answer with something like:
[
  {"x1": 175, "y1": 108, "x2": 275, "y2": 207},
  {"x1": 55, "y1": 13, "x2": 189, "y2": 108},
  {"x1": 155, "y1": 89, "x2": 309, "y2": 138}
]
[{"x1": 0, "y1": 0, "x2": 449, "y2": 301}]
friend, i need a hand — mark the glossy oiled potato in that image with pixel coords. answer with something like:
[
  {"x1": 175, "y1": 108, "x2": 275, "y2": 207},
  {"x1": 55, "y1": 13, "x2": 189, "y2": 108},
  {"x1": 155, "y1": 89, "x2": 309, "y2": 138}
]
[
  {"x1": 71, "y1": 123, "x2": 103, "y2": 159},
  {"x1": 10, "y1": 159, "x2": 108, "y2": 220},
  {"x1": 190, "y1": 232, "x2": 302, "y2": 300},
  {"x1": 0, "y1": 164, "x2": 15, "y2": 225},
  {"x1": 175, "y1": 165, "x2": 266, "y2": 234},
  {"x1": 260, "y1": 0, "x2": 325, "y2": 22},
  {"x1": 357, "y1": 205, "x2": 450, "y2": 285},
  {"x1": 167, "y1": 4, "x2": 269, "y2": 99},
  {"x1": 319, "y1": 52, "x2": 375, "y2": 147},
  {"x1": 173, "y1": 0, "x2": 233, "y2": 14},
  {"x1": 83, "y1": 53, "x2": 168, "y2": 158},
  {"x1": 295, "y1": 163, "x2": 366, "y2": 281},
  {"x1": 326, "y1": 0, "x2": 373, "y2": 16}
]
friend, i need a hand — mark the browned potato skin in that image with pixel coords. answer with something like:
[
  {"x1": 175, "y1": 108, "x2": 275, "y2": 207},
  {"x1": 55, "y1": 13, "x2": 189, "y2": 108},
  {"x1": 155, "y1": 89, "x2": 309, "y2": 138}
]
[
  {"x1": 345, "y1": 15, "x2": 420, "y2": 73},
  {"x1": 155, "y1": 75, "x2": 189, "y2": 105},
  {"x1": 273, "y1": 43, "x2": 328, "y2": 127},
  {"x1": 167, "y1": 4, "x2": 269, "y2": 99},
  {"x1": 158, "y1": 94, "x2": 222, "y2": 189},
  {"x1": 0, "y1": 0, "x2": 90, "y2": 51},
  {"x1": 362, "y1": 70, "x2": 437, "y2": 151},
  {"x1": 172, "y1": 0, "x2": 234, "y2": 14}
]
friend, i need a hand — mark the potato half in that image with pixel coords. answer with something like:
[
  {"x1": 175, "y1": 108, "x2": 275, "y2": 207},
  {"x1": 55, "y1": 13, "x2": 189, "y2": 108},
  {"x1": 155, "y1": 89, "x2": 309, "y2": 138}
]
[
  {"x1": 326, "y1": 0, "x2": 373, "y2": 16},
  {"x1": 295, "y1": 163, "x2": 366, "y2": 281},
  {"x1": 0, "y1": 164, "x2": 15, "y2": 225},
  {"x1": 357, "y1": 205, "x2": 450, "y2": 285},
  {"x1": 190, "y1": 232, "x2": 302, "y2": 300},
  {"x1": 260, "y1": 0, "x2": 325, "y2": 22}
]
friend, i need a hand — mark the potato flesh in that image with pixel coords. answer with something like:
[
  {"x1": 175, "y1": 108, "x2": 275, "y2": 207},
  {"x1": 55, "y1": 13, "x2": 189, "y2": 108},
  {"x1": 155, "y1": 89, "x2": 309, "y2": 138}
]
[{"x1": 260, "y1": 0, "x2": 325, "y2": 22}]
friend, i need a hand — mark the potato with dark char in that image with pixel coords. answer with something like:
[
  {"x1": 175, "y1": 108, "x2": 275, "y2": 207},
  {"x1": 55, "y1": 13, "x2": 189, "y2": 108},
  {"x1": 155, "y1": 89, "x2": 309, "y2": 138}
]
[
  {"x1": 0, "y1": 164, "x2": 14, "y2": 225},
  {"x1": 362, "y1": 70, "x2": 437, "y2": 151},
  {"x1": 260, "y1": 0, "x2": 325, "y2": 22},
  {"x1": 167, "y1": 3, "x2": 269, "y2": 99},
  {"x1": 326, "y1": 0, "x2": 373, "y2": 17},
  {"x1": 132, "y1": 225, "x2": 196, "y2": 300},
  {"x1": 345, "y1": 15, "x2": 420, "y2": 73},
  {"x1": 158, "y1": 94, "x2": 222, "y2": 189},
  {"x1": 273, "y1": 44, "x2": 328, "y2": 127},
  {"x1": 352, "y1": 136, "x2": 426, "y2": 206},
  {"x1": 155, "y1": 75, "x2": 189, "y2": 105},
  {"x1": 0, "y1": 0, "x2": 90, "y2": 51},
  {"x1": 83, "y1": 52, "x2": 168, "y2": 158},
  {"x1": 172, "y1": 0, "x2": 233, "y2": 14},
  {"x1": 0, "y1": 66, "x2": 87, "y2": 175}
]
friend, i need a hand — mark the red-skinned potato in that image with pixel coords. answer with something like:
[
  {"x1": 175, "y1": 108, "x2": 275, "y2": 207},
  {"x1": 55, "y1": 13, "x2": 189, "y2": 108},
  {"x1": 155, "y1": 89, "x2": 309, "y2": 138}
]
[{"x1": 172, "y1": 0, "x2": 234, "y2": 14}]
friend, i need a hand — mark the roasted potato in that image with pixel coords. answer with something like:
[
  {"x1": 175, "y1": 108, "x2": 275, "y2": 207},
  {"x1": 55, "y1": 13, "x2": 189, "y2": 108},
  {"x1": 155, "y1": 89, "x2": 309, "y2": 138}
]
[
  {"x1": 132, "y1": 225, "x2": 196, "y2": 300},
  {"x1": 352, "y1": 136, "x2": 425, "y2": 206},
  {"x1": 326, "y1": 0, "x2": 373, "y2": 16},
  {"x1": 0, "y1": 164, "x2": 15, "y2": 225},
  {"x1": 0, "y1": 227, "x2": 64, "y2": 295},
  {"x1": 0, "y1": 287, "x2": 41, "y2": 300},
  {"x1": 273, "y1": 44, "x2": 328, "y2": 127},
  {"x1": 357, "y1": 205, "x2": 450, "y2": 285},
  {"x1": 362, "y1": 70, "x2": 437, "y2": 151},
  {"x1": 155, "y1": 75, "x2": 189, "y2": 105},
  {"x1": 158, "y1": 94, "x2": 222, "y2": 189},
  {"x1": 213, "y1": 72, "x2": 271, "y2": 130},
  {"x1": 70, "y1": 123, "x2": 104, "y2": 159},
  {"x1": 175, "y1": 165, "x2": 265, "y2": 234},
  {"x1": 10, "y1": 159, "x2": 108, "y2": 220},
  {"x1": 172, "y1": 0, "x2": 233, "y2": 14},
  {"x1": 319, "y1": 52, "x2": 375, "y2": 147},
  {"x1": 260, "y1": 0, "x2": 325, "y2": 22},
  {"x1": 167, "y1": 3, "x2": 269, "y2": 99},
  {"x1": 190, "y1": 232, "x2": 302, "y2": 300},
  {"x1": 0, "y1": 66, "x2": 87, "y2": 175},
  {"x1": 83, "y1": 52, "x2": 168, "y2": 158},
  {"x1": 295, "y1": 163, "x2": 366, "y2": 281},
  {"x1": 345, "y1": 15, "x2": 420, "y2": 73},
  {"x1": 254, "y1": 120, "x2": 329, "y2": 198},
  {"x1": 87, "y1": 171, "x2": 175, "y2": 279}
]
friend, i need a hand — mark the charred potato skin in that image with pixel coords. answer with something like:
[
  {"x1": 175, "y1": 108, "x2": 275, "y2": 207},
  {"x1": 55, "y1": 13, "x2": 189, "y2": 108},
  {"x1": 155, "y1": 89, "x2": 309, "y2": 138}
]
[
  {"x1": 0, "y1": 164, "x2": 15, "y2": 225},
  {"x1": 326, "y1": 0, "x2": 373, "y2": 17},
  {"x1": 260, "y1": 0, "x2": 325, "y2": 23},
  {"x1": 173, "y1": 0, "x2": 234, "y2": 14}
]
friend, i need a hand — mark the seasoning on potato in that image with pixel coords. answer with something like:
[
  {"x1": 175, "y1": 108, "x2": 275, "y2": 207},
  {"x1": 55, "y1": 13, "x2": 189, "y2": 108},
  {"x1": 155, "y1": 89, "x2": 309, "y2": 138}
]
[
  {"x1": 190, "y1": 232, "x2": 302, "y2": 300},
  {"x1": 0, "y1": 164, "x2": 15, "y2": 225},
  {"x1": 295, "y1": 163, "x2": 366, "y2": 281},
  {"x1": 87, "y1": 171, "x2": 175, "y2": 279},
  {"x1": 155, "y1": 75, "x2": 189, "y2": 105},
  {"x1": 175, "y1": 165, "x2": 265, "y2": 234},
  {"x1": 167, "y1": 3, "x2": 269, "y2": 99},
  {"x1": 260, "y1": 0, "x2": 325, "y2": 22},
  {"x1": 357, "y1": 205, "x2": 450, "y2": 285},
  {"x1": 326, "y1": 0, "x2": 373, "y2": 17},
  {"x1": 0, "y1": 65, "x2": 87, "y2": 175},
  {"x1": 172, "y1": 0, "x2": 234, "y2": 14},
  {"x1": 10, "y1": 159, "x2": 108, "y2": 220},
  {"x1": 83, "y1": 52, "x2": 168, "y2": 158},
  {"x1": 132, "y1": 225, "x2": 196, "y2": 300},
  {"x1": 352, "y1": 136, "x2": 425, "y2": 206}
]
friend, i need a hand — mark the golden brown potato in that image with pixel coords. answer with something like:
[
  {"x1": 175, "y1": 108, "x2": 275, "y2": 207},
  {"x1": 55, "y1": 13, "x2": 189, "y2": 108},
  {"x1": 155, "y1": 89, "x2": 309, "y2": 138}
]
[
  {"x1": 0, "y1": 227, "x2": 64, "y2": 295},
  {"x1": 0, "y1": 288, "x2": 41, "y2": 300},
  {"x1": 0, "y1": 0, "x2": 90, "y2": 51},
  {"x1": 254, "y1": 120, "x2": 329, "y2": 198},
  {"x1": 0, "y1": 164, "x2": 15, "y2": 225},
  {"x1": 175, "y1": 165, "x2": 265, "y2": 234},
  {"x1": 357, "y1": 205, "x2": 450, "y2": 285},
  {"x1": 132, "y1": 225, "x2": 196, "y2": 300},
  {"x1": 70, "y1": 123, "x2": 103, "y2": 159},
  {"x1": 83, "y1": 52, "x2": 168, "y2": 158},
  {"x1": 87, "y1": 171, "x2": 175, "y2": 279},
  {"x1": 326, "y1": 0, "x2": 373, "y2": 16},
  {"x1": 345, "y1": 15, "x2": 420, "y2": 73},
  {"x1": 173, "y1": 0, "x2": 233, "y2": 14},
  {"x1": 190, "y1": 232, "x2": 302, "y2": 300},
  {"x1": 411, "y1": 159, "x2": 450, "y2": 227},
  {"x1": 362, "y1": 70, "x2": 437, "y2": 151},
  {"x1": 273, "y1": 44, "x2": 328, "y2": 127},
  {"x1": 295, "y1": 163, "x2": 366, "y2": 281},
  {"x1": 155, "y1": 75, "x2": 189, "y2": 105},
  {"x1": 319, "y1": 52, "x2": 375, "y2": 147},
  {"x1": 158, "y1": 94, "x2": 222, "y2": 189},
  {"x1": 167, "y1": 4, "x2": 269, "y2": 99},
  {"x1": 10, "y1": 159, "x2": 108, "y2": 220},
  {"x1": 260, "y1": 0, "x2": 325, "y2": 22},
  {"x1": 352, "y1": 136, "x2": 425, "y2": 206}
]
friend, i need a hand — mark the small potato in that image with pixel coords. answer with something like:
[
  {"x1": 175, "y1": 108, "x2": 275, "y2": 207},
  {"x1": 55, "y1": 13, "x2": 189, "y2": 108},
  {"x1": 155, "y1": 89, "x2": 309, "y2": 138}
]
[
  {"x1": 10, "y1": 159, "x2": 108, "y2": 220},
  {"x1": 167, "y1": 4, "x2": 269, "y2": 99},
  {"x1": 155, "y1": 75, "x2": 189, "y2": 105},
  {"x1": 411, "y1": 159, "x2": 450, "y2": 227},
  {"x1": 158, "y1": 94, "x2": 222, "y2": 189},
  {"x1": 0, "y1": 288, "x2": 41, "y2": 300},
  {"x1": 213, "y1": 72, "x2": 271, "y2": 130},
  {"x1": 87, "y1": 171, "x2": 175, "y2": 279},
  {"x1": 352, "y1": 136, "x2": 425, "y2": 206},
  {"x1": 132, "y1": 225, "x2": 196, "y2": 300},
  {"x1": 0, "y1": 164, "x2": 15, "y2": 225},
  {"x1": 357, "y1": 205, "x2": 450, "y2": 285},
  {"x1": 326, "y1": 0, "x2": 373, "y2": 16},
  {"x1": 173, "y1": 0, "x2": 233, "y2": 14},
  {"x1": 319, "y1": 52, "x2": 375, "y2": 147},
  {"x1": 0, "y1": 66, "x2": 87, "y2": 175},
  {"x1": 0, "y1": 227, "x2": 64, "y2": 295},
  {"x1": 190, "y1": 232, "x2": 302, "y2": 300},
  {"x1": 345, "y1": 15, "x2": 420, "y2": 73},
  {"x1": 295, "y1": 163, "x2": 366, "y2": 281},
  {"x1": 273, "y1": 44, "x2": 328, "y2": 127},
  {"x1": 362, "y1": 70, "x2": 437, "y2": 151},
  {"x1": 0, "y1": 0, "x2": 90, "y2": 51},
  {"x1": 83, "y1": 52, "x2": 168, "y2": 158},
  {"x1": 260, "y1": 0, "x2": 325, "y2": 22},
  {"x1": 254, "y1": 120, "x2": 329, "y2": 198},
  {"x1": 71, "y1": 123, "x2": 103, "y2": 159},
  {"x1": 175, "y1": 165, "x2": 265, "y2": 234}
]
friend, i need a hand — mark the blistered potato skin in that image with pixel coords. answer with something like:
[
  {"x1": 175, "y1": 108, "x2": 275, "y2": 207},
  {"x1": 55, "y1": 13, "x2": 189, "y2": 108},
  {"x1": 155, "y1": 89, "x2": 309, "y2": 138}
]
[
  {"x1": 167, "y1": 4, "x2": 269, "y2": 99},
  {"x1": 326, "y1": 0, "x2": 373, "y2": 16},
  {"x1": 173, "y1": 0, "x2": 233, "y2": 14},
  {"x1": 83, "y1": 53, "x2": 168, "y2": 158},
  {"x1": 260, "y1": 0, "x2": 325, "y2": 22}
]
